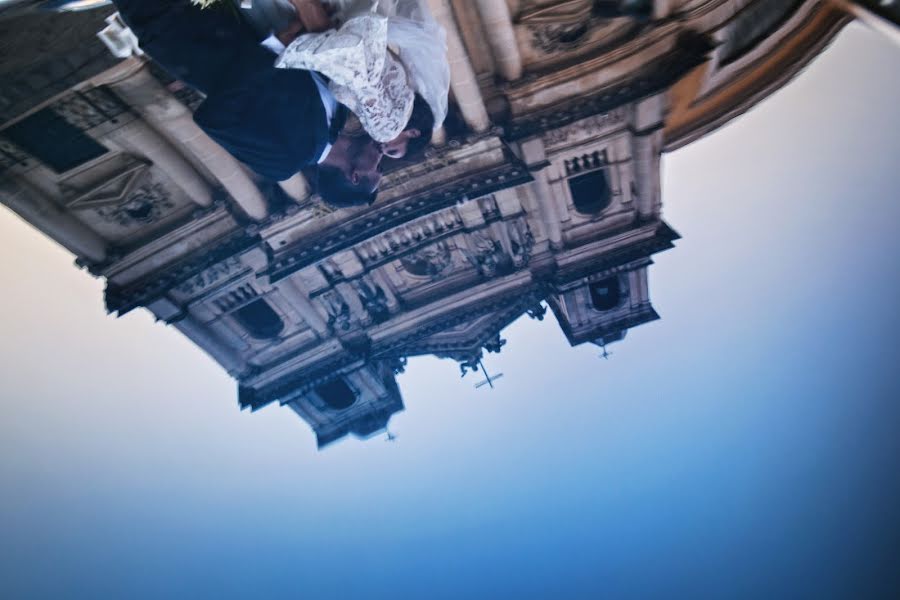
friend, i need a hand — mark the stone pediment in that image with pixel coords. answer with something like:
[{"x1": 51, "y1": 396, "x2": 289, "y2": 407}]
[
  {"x1": 56, "y1": 152, "x2": 194, "y2": 247},
  {"x1": 398, "y1": 291, "x2": 542, "y2": 361},
  {"x1": 61, "y1": 154, "x2": 151, "y2": 209}
]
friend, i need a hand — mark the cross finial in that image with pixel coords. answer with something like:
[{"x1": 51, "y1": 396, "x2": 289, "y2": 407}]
[{"x1": 474, "y1": 359, "x2": 504, "y2": 390}]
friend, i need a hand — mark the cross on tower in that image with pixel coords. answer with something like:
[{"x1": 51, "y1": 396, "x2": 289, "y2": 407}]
[
  {"x1": 599, "y1": 345, "x2": 613, "y2": 360},
  {"x1": 474, "y1": 359, "x2": 504, "y2": 390}
]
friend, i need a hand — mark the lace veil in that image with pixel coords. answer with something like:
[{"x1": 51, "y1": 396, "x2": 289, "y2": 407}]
[{"x1": 329, "y1": 0, "x2": 450, "y2": 128}]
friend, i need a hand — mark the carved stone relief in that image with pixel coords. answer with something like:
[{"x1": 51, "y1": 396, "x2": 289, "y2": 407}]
[
  {"x1": 174, "y1": 256, "x2": 244, "y2": 297},
  {"x1": 357, "y1": 208, "x2": 464, "y2": 270},
  {"x1": 543, "y1": 111, "x2": 625, "y2": 148},
  {"x1": 320, "y1": 290, "x2": 352, "y2": 332},
  {"x1": 91, "y1": 180, "x2": 174, "y2": 227},
  {"x1": 461, "y1": 219, "x2": 534, "y2": 278},
  {"x1": 399, "y1": 240, "x2": 454, "y2": 280},
  {"x1": 506, "y1": 219, "x2": 536, "y2": 268},
  {"x1": 354, "y1": 276, "x2": 391, "y2": 324},
  {"x1": 462, "y1": 231, "x2": 510, "y2": 278}
]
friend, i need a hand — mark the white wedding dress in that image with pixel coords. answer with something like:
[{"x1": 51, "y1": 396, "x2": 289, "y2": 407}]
[{"x1": 244, "y1": 0, "x2": 450, "y2": 143}]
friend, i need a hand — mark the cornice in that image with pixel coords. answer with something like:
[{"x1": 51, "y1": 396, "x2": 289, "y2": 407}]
[
  {"x1": 105, "y1": 231, "x2": 259, "y2": 316},
  {"x1": 505, "y1": 37, "x2": 711, "y2": 140},
  {"x1": 265, "y1": 157, "x2": 532, "y2": 284}
]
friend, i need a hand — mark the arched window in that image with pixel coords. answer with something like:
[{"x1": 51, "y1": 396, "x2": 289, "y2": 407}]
[
  {"x1": 233, "y1": 298, "x2": 284, "y2": 339},
  {"x1": 589, "y1": 277, "x2": 622, "y2": 311},
  {"x1": 315, "y1": 378, "x2": 357, "y2": 411},
  {"x1": 569, "y1": 170, "x2": 612, "y2": 215}
]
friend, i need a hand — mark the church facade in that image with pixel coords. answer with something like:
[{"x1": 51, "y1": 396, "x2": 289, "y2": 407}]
[{"x1": 0, "y1": 0, "x2": 874, "y2": 446}]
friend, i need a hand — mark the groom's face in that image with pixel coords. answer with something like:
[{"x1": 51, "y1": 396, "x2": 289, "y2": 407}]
[
  {"x1": 324, "y1": 134, "x2": 384, "y2": 193},
  {"x1": 347, "y1": 135, "x2": 384, "y2": 189}
]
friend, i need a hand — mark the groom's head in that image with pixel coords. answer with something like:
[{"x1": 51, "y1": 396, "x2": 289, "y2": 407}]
[
  {"x1": 315, "y1": 95, "x2": 437, "y2": 208},
  {"x1": 316, "y1": 133, "x2": 384, "y2": 208}
]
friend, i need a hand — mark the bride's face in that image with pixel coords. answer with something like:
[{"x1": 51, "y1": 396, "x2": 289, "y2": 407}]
[{"x1": 380, "y1": 129, "x2": 422, "y2": 159}]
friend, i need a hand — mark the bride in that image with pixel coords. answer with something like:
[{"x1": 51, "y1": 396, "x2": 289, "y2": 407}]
[{"x1": 243, "y1": 0, "x2": 450, "y2": 159}]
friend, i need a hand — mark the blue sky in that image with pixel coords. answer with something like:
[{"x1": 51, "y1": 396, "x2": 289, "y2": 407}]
[{"x1": 1, "y1": 23, "x2": 898, "y2": 600}]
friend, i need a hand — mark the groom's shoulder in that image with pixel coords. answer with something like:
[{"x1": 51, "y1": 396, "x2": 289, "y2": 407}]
[
  {"x1": 192, "y1": 67, "x2": 330, "y2": 181},
  {"x1": 195, "y1": 64, "x2": 322, "y2": 127}
]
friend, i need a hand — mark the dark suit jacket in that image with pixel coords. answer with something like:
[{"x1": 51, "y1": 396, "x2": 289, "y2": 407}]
[{"x1": 114, "y1": 0, "x2": 329, "y2": 181}]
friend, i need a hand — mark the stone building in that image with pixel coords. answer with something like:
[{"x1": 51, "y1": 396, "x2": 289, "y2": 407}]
[{"x1": 0, "y1": 0, "x2": 885, "y2": 447}]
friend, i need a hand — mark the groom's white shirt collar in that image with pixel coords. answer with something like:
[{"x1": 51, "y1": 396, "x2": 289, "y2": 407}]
[{"x1": 261, "y1": 35, "x2": 337, "y2": 164}]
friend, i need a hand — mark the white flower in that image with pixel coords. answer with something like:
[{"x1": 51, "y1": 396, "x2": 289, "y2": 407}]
[{"x1": 191, "y1": 0, "x2": 222, "y2": 8}]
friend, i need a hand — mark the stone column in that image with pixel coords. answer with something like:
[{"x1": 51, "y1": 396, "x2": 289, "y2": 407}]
[
  {"x1": 630, "y1": 131, "x2": 662, "y2": 219},
  {"x1": 474, "y1": 0, "x2": 523, "y2": 81},
  {"x1": 533, "y1": 172, "x2": 564, "y2": 249},
  {"x1": 102, "y1": 65, "x2": 270, "y2": 221},
  {"x1": 0, "y1": 175, "x2": 107, "y2": 264},
  {"x1": 518, "y1": 137, "x2": 563, "y2": 248},
  {"x1": 426, "y1": 0, "x2": 490, "y2": 132}
]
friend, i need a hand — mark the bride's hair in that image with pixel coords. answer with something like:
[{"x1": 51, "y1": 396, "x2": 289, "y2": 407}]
[
  {"x1": 316, "y1": 165, "x2": 378, "y2": 209},
  {"x1": 404, "y1": 94, "x2": 435, "y2": 157}
]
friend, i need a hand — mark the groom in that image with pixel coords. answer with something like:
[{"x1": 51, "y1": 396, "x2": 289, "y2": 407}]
[{"x1": 112, "y1": 0, "x2": 424, "y2": 207}]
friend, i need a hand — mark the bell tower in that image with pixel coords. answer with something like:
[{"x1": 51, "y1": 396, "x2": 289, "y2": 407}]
[
  {"x1": 548, "y1": 261, "x2": 661, "y2": 349},
  {"x1": 514, "y1": 92, "x2": 676, "y2": 352},
  {"x1": 240, "y1": 360, "x2": 404, "y2": 449}
]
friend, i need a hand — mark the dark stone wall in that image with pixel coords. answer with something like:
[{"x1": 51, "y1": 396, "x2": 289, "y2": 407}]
[{"x1": 0, "y1": 7, "x2": 120, "y2": 124}]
